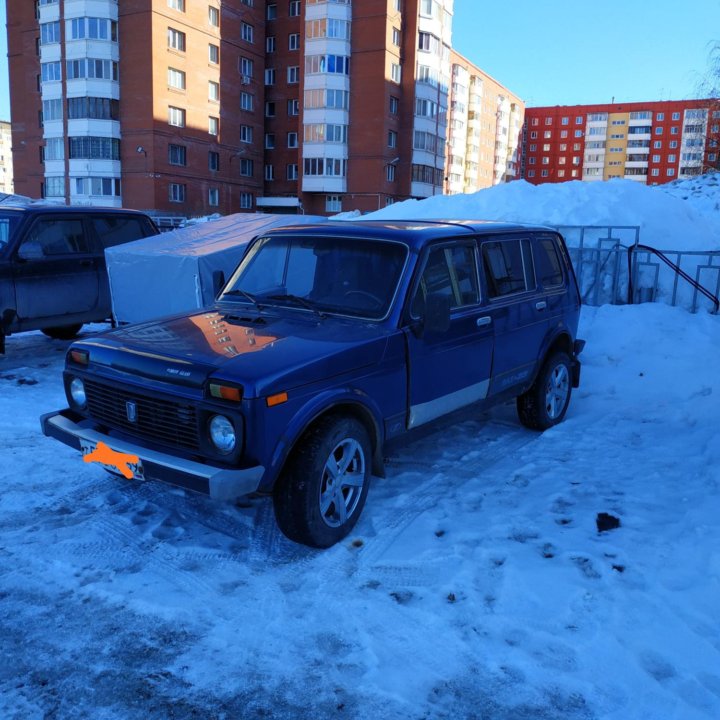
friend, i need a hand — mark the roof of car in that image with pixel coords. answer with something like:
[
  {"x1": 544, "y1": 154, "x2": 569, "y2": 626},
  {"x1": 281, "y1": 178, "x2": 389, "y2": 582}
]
[
  {"x1": 262, "y1": 219, "x2": 557, "y2": 250},
  {"x1": 0, "y1": 204, "x2": 150, "y2": 217}
]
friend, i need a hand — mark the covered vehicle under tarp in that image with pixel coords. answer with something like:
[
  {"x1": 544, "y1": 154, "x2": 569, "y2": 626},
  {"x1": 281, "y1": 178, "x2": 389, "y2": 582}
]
[{"x1": 106, "y1": 213, "x2": 328, "y2": 324}]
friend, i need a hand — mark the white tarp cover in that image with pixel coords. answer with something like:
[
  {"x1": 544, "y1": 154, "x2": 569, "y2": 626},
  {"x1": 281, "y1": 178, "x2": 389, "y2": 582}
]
[{"x1": 106, "y1": 213, "x2": 327, "y2": 324}]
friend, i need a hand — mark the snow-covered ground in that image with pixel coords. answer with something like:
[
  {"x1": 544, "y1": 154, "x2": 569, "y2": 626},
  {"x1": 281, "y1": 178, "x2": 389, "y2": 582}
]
[{"x1": 1, "y1": 303, "x2": 719, "y2": 720}]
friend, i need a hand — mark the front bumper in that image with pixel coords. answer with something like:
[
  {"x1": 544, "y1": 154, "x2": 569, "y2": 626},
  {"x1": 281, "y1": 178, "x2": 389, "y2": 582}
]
[{"x1": 40, "y1": 409, "x2": 265, "y2": 501}]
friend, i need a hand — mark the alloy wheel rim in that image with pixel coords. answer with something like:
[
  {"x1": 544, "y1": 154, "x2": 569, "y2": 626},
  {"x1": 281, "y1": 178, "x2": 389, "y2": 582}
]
[
  {"x1": 545, "y1": 364, "x2": 570, "y2": 419},
  {"x1": 319, "y1": 438, "x2": 366, "y2": 528}
]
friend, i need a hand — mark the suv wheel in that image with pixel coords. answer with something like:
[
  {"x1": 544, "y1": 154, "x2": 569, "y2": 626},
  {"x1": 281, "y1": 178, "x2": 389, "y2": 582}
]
[
  {"x1": 42, "y1": 324, "x2": 83, "y2": 340},
  {"x1": 517, "y1": 351, "x2": 572, "y2": 430},
  {"x1": 273, "y1": 415, "x2": 371, "y2": 548}
]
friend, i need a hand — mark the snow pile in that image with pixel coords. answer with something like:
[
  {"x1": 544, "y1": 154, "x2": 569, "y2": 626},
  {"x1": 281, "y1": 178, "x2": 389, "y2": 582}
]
[
  {"x1": 359, "y1": 178, "x2": 720, "y2": 251},
  {"x1": 1, "y1": 305, "x2": 719, "y2": 719},
  {"x1": 662, "y1": 172, "x2": 720, "y2": 218}
]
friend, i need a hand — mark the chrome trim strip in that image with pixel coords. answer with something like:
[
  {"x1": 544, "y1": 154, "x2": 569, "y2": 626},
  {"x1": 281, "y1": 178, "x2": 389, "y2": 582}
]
[{"x1": 409, "y1": 379, "x2": 490, "y2": 428}]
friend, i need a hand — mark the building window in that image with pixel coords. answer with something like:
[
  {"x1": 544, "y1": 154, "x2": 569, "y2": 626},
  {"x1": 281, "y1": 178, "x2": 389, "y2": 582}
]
[
  {"x1": 561, "y1": 117, "x2": 569, "y2": 125},
  {"x1": 388, "y1": 130, "x2": 397, "y2": 148},
  {"x1": 530, "y1": 118, "x2": 539, "y2": 127},
  {"x1": 168, "y1": 106, "x2": 185, "y2": 126},
  {"x1": 240, "y1": 57, "x2": 254, "y2": 78},
  {"x1": 209, "y1": 188, "x2": 219, "y2": 206},
  {"x1": 386, "y1": 164, "x2": 396, "y2": 181},
  {"x1": 240, "y1": 124, "x2": 253, "y2": 143},
  {"x1": 209, "y1": 43, "x2": 219, "y2": 63},
  {"x1": 68, "y1": 136, "x2": 120, "y2": 160},
  {"x1": 667, "y1": 168, "x2": 675, "y2": 176},
  {"x1": 265, "y1": 101, "x2": 276, "y2": 117},
  {"x1": 168, "y1": 67, "x2": 186, "y2": 89},
  {"x1": 288, "y1": 66, "x2": 300, "y2": 84},
  {"x1": 168, "y1": 0, "x2": 185, "y2": 10},
  {"x1": 528, "y1": 158, "x2": 535, "y2": 165},
  {"x1": 208, "y1": 6, "x2": 219, "y2": 27},
  {"x1": 391, "y1": 63, "x2": 401, "y2": 83},
  {"x1": 65, "y1": 58, "x2": 118, "y2": 81},
  {"x1": 287, "y1": 131, "x2": 298, "y2": 148},
  {"x1": 530, "y1": 131, "x2": 537, "y2": 139},
  {"x1": 668, "y1": 154, "x2": 676, "y2": 162},
  {"x1": 265, "y1": 164, "x2": 274, "y2": 181},
  {"x1": 545, "y1": 117, "x2": 552, "y2": 125},
  {"x1": 652, "y1": 154, "x2": 660, "y2": 163},
  {"x1": 654, "y1": 141, "x2": 662, "y2": 149},
  {"x1": 326, "y1": 195, "x2": 342, "y2": 212},
  {"x1": 542, "y1": 157, "x2": 549, "y2": 165},
  {"x1": 651, "y1": 168, "x2": 659, "y2": 177},
  {"x1": 241, "y1": 92, "x2": 254, "y2": 111},
  {"x1": 390, "y1": 96, "x2": 399, "y2": 114},
  {"x1": 392, "y1": 27, "x2": 401, "y2": 45},
  {"x1": 240, "y1": 193, "x2": 253, "y2": 209},
  {"x1": 670, "y1": 140, "x2": 678, "y2": 149},
  {"x1": 558, "y1": 170, "x2": 565, "y2": 177},
  {"x1": 574, "y1": 130, "x2": 582, "y2": 138},
  {"x1": 266, "y1": 36, "x2": 276, "y2": 53},
  {"x1": 209, "y1": 81, "x2": 219, "y2": 101},
  {"x1": 168, "y1": 144, "x2": 186, "y2": 166},
  {"x1": 576, "y1": 116, "x2": 583, "y2": 124},
  {"x1": 672, "y1": 112, "x2": 680, "y2": 120},
  {"x1": 287, "y1": 98, "x2": 299, "y2": 115},
  {"x1": 671, "y1": 126, "x2": 679, "y2": 135},
  {"x1": 527, "y1": 170, "x2": 535, "y2": 178},
  {"x1": 265, "y1": 68, "x2": 276, "y2": 85},
  {"x1": 542, "y1": 143, "x2": 550, "y2": 151},
  {"x1": 541, "y1": 169, "x2": 549, "y2": 177},
  {"x1": 267, "y1": 4, "x2": 277, "y2": 20},
  {"x1": 40, "y1": 21, "x2": 61, "y2": 44},
  {"x1": 241, "y1": 22, "x2": 253, "y2": 43},
  {"x1": 289, "y1": 0, "x2": 301, "y2": 16},
  {"x1": 560, "y1": 130, "x2": 568, "y2": 138},
  {"x1": 265, "y1": 133, "x2": 275, "y2": 149},
  {"x1": 169, "y1": 183, "x2": 186, "y2": 202},
  {"x1": 544, "y1": 131, "x2": 551, "y2": 139},
  {"x1": 529, "y1": 144, "x2": 537, "y2": 151},
  {"x1": 240, "y1": 158, "x2": 254, "y2": 176},
  {"x1": 287, "y1": 164, "x2": 298, "y2": 180},
  {"x1": 655, "y1": 127, "x2": 663, "y2": 135},
  {"x1": 209, "y1": 116, "x2": 219, "y2": 135},
  {"x1": 209, "y1": 151, "x2": 219, "y2": 171},
  {"x1": 167, "y1": 27, "x2": 186, "y2": 51},
  {"x1": 289, "y1": 33, "x2": 300, "y2": 50}
]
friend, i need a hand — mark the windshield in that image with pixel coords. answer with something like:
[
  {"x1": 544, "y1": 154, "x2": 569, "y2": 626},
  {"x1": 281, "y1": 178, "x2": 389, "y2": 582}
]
[
  {"x1": 0, "y1": 213, "x2": 20, "y2": 254},
  {"x1": 219, "y1": 234, "x2": 408, "y2": 320}
]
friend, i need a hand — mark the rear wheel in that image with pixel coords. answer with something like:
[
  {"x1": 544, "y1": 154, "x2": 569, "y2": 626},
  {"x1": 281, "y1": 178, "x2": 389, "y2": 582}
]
[
  {"x1": 517, "y1": 352, "x2": 572, "y2": 430},
  {"x1": 273, "y1": 415, "x2": 372, "y2": 548},
  {"x1": 42, "y1": 323, "x2": 83, "y2": 340}
]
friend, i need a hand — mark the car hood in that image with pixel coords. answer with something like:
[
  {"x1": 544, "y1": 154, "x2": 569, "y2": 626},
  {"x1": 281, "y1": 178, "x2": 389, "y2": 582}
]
[{"x1": 76, "y1": 310, "x2": 394, "y2": 398}]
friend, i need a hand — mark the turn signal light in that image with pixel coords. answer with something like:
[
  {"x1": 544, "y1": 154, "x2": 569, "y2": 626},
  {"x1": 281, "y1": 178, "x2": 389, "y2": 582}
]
[
  {"x1": 209, "y1": 383, "x2": 243, "y2": 402},
  {"x1": 266, "y1": 391, "x2": 288, "y2": 407},
  {"x1": 68, "y1": 349, "x2": 89, "y2": 366}
]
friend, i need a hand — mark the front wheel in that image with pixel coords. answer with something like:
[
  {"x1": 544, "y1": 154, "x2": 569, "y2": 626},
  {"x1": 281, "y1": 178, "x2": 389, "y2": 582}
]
[
  {"x1": 517, "y1": 352, "x2": 573, "y2": 430},
  {"x1": 273, "y1": 415, "x2": 372, "y2": 548},
  {"x1": 42, "y1": 323, "x2": 83, "y2": 340}
]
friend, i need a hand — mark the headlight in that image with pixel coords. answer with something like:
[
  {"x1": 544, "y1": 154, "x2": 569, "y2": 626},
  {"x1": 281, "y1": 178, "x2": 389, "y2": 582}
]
[
  {"x1": 209, "y1": 414, "x2": 236, "y2": 453},
  {"x1": 69, "y1": 377, "x2": 87, "y2": 408}
]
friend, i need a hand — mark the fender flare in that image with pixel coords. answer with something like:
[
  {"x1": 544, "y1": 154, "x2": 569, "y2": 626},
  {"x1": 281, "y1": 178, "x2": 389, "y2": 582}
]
[
  {"x1": 530, "y1": 324, "x2": 575, "y2": 386},
  {"x1": 258, "y1": 388, "x2": 386, "y2": 492}
]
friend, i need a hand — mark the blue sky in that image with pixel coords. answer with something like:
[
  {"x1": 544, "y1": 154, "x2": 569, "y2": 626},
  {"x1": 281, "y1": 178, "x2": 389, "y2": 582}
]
[{"x1": 0, "y1": 0, "x2": 718, "y2": 120}]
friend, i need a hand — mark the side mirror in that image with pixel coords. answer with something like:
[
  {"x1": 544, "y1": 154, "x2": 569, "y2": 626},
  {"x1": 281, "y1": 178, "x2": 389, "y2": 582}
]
[
  {"x1": 424, "y1": 292, "x2": 451, "y2": 334},
  {"x1": 17, "y1": 241, "x2": 45, "y2": 261},
  {"x1": 212, "y1": 270, "x2": 226, "y2": 297}
]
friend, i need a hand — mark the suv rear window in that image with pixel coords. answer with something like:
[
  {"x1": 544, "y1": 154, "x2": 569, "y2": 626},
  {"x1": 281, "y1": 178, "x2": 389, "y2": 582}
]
[
  {"x1": 535, "y1": 237, "x2": 565, "y2": 287},
  {"x1": 482, "y1": 239, "x2": 535, "y2": 298},
  {"x1": 91, "y1": 216, "x2": 150, "y2": 249}
]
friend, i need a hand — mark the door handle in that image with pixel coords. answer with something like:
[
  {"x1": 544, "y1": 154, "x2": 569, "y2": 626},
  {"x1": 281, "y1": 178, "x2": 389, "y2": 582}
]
[
  {"x1": 535, "y1": 301, "x2": 547, "y2": 311},
  {"x1": 476, "y1": 316, "x2": 492, "y2": 327}
]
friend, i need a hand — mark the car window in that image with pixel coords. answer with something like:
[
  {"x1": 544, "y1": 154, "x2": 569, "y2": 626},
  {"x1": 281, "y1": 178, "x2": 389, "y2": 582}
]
[
  {"x1": 411, "y1": 244, "x2": 479, "y2": 316},
  {"x1": 535, "y1": 237, "x2": 565, "y2": 287},
  {"x1": 91, "y1": 216, "x2": 150, "y2": 249},
  {"x1": 19, "y1": 218, "x2": 90, "y2": 258},
  {"x1": 0, "y1": 213, "x2": 20, "y2": 254},
  {"x1": 482, "y1": 239, "x2": 535, "y2": 298}
]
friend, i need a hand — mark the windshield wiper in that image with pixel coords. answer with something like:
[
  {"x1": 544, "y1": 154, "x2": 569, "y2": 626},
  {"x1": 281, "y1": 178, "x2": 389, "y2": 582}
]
[
  {"x1": 221, "y1": 289, "x2": 265, "y2": 310},
  {"x1": 265, "y1": 294, "x2": 327, "y2": 318}
]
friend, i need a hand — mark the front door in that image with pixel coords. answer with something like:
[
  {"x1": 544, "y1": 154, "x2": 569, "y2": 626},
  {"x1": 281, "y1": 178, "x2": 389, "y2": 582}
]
[
  {"x1": 13, "y1": 216, "x2": 100, "y2": 329},
  {"x1": 404, "y1": 241, "x2": 493, "y2": 428}
]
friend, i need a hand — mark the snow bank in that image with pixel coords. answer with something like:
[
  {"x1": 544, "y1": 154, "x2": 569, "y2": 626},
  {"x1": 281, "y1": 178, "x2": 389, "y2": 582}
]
[{"x1": 359, "y1": 177, "x2": 720, "y2": 251}]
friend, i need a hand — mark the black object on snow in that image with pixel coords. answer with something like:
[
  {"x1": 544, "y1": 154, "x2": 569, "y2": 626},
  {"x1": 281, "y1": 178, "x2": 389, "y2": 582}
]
[{"x1": 596, "y1": 512, "x2": 621, "y2": 533}]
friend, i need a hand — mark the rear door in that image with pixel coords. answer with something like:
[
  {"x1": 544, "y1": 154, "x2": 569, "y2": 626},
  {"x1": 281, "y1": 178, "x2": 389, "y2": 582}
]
[
  {"x1": 533, "y1": 232, "x2": 570, "y2": 324},
  {"x1": 479, "y1": 234, "x2": 549, "y2": 397},
  {"x1": 404, "y1": 240, "x2": 494, "y2": 428},
  {"x1": 13, "y1": 214, "x2": 101, "y2": 328}
]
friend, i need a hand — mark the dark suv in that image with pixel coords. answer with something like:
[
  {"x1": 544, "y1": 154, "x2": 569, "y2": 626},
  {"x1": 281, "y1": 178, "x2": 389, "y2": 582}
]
[
  {"x1": 42, "y1": 220, "x2": 584, "y2": 548},
  {"x1": 0, "y1": 205, "x2": 158, "y2": 352}
]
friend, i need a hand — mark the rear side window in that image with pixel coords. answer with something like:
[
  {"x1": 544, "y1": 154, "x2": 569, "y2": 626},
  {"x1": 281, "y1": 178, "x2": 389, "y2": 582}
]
[
  {"x1": 20, "y1": 218, "x2": 90, "y2": 257},
  {"x1": 411, "y1": 244, "x2": 479, "y2": 316},
  {"x1": 91, "y1": 215, "x2": 151, "y2": 249},
  {"x1": 482, "y1": 239, "x2": 535, "y2": 298},
  {"x1": 535, "y1": 237, "x2": 565, "y2": 287}
]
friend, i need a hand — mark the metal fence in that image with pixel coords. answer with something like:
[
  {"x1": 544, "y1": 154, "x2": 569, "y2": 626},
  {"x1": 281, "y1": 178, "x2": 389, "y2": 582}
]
[{"x1": 557, "y1": 225, "x2": 720, "y2": 314}]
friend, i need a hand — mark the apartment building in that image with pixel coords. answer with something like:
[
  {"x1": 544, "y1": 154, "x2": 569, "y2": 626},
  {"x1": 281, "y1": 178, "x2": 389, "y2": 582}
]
[
  {"x1": 522, "y1": 100, "x2": 720, "y2": 186},
  {"x1": 0, "y1": 121, "x2": 13, "y2": 194},
  {"x1": 8, "y1": 0, "x2": 522, "y2": 216},
  {"x1": 445, "y1": 51, "x2": 523, "y2": 195}
]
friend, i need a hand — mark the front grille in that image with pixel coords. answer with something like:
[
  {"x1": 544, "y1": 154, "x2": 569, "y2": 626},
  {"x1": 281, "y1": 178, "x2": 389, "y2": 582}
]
[{"x1": 84, "y1": 378, "x2": 201, "y2": 451}]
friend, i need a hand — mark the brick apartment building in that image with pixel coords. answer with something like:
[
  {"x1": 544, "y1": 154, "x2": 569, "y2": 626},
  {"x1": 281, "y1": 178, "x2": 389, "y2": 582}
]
[
  {"x1": 521, "y1": 100, "x2": 720, "y2": 186},
  {"x1": 8, "y1": 0, "x2": 523, "y2": 216}
]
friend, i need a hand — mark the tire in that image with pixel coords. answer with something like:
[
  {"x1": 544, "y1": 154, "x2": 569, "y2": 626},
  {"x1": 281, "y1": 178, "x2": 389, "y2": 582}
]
[
  {"x1": 42, "y1": 323, "x2": 83, "y2": 340},
  {"x1": 273, "y1": 415, "x2": 372, "y2": 548},
  {"x1": 517, "y1": 351, "x2": 573, "y2": 431}
]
